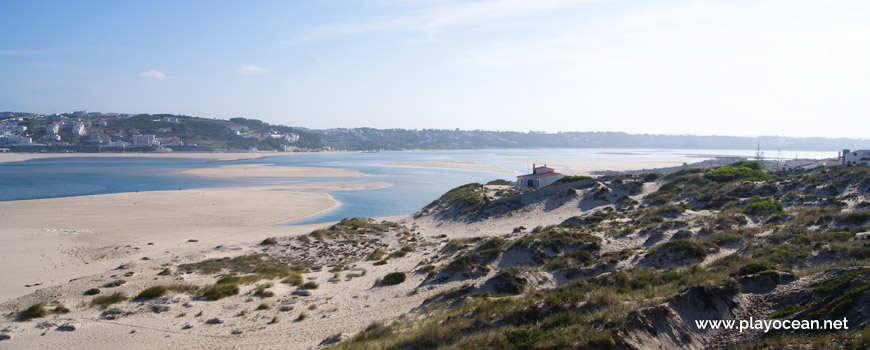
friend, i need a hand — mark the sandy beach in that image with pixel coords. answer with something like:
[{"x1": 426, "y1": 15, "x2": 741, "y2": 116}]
[
  {"x1": 386, "y1": 160, "x2": 516, "y2": 173},
  {"x1": 0, "y1": 182, "x2": 385, "y2": 303}
]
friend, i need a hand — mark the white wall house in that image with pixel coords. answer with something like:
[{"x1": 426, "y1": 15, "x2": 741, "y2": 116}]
[
  {"x1": 228, "y1": 125, "x2": 249, "y2": 133},
  {"x1": 516, "y1": 164, "x2": 565, "y2": 189},
  {"x1": 842, "y1": 149, "x2": 870, "y2": 165},
  {"x1": 780, "y1": 161, "x2": 818, "y2": 171}
]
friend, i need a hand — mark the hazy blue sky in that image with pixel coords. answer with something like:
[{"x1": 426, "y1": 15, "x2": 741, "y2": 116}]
[{"x1": 1, "y1": 0, "x2": 868, "y2": 138}]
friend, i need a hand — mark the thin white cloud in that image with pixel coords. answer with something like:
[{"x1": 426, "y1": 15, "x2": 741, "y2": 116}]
[
  {"x1": 137, "y1": 69, "x2": 171, "y2": 79},
  {"x1": 295, "y1": 0, "x2": 597, "y2": 42},
  {"x1": 238, "y1": 65, "x2": 270, "y2": 74}
]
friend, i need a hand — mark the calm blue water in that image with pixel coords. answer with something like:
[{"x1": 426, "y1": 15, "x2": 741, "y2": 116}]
[{"x1": 0, "y1": 149, "x2": 836, "y2": 224}]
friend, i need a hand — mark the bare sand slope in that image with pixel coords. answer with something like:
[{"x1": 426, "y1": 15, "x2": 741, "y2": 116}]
[{"x1": 0, "y1": 182, "x2": 384, "y2": 302}]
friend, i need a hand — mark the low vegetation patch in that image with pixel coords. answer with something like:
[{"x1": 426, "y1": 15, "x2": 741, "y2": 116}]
[
  {"x1": 299, "y1": 281, "x2": 319, "y2": 290},
  {"x1": 705, "y1": 164, "x2": 771, "y2": 183},
  {"x1": 201, "y1": 283, "x2": 239, "y2": 300},
  {"x1": 91, "y1": 292, "x2": 128, "y2": 308},
  {"x1": 554, "y1": 175, "x2": 593, "y2": 184},
  {"x1": 380, "y1": 272, "x2": 407, "y2": 286},
  {"x1": 18, "y1": 303, "x2": 48, "y2": 321},
  {"x1": 136, "y1": 286, "x2": 168, "y2": 300},
  {"x1": 744, "y1": 200, "x2": 784, "y2": 216}
]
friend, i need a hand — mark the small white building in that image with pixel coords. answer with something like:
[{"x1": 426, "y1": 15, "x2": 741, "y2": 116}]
[
  {"x1": 229, "y1": 125, "x2": 249, "y2": 133},
  {"x1": 516, "y1": 164, "x2": 565, "y2": 189},
  {"x1": 133, "y1": 134, "x2": 157, "y2": 146},
  {"x1": 842, "y1": 149, "x2": 870, "y2": 166},
  {"x1": 780, "y1": 161, "x2": 818, "y2": 171},
  {"x1": 0, "y1": 125, "x2": 27, "y2": 134}
]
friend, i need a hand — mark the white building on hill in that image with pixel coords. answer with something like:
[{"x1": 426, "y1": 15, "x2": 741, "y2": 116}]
[
  {"x1": 842, "y1": 149, "x2": 870, "y2": 166},
  {"x1": 517, "y1": 164, "x2": 564, "y2": 189}
]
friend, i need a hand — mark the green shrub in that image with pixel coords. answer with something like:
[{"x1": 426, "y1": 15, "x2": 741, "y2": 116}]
[
  {"x1": 554, "y1": 175, "x2": 593, "y2": 184},
  {"x1": 381, "y1": 272, "x2": 406, "y2": 286},
  {"x1": 201, "y1": 283, "x2": 239, "y2": 300},
  {"x1": 744, "y1": 200, "x2": 784, "y2": 215},
  {"x1": 53, "y1": 304, "x2": 71, "y2": 314},
  {"x1": 758, "y1": 270, "x2": 781, "y2": 283},
  {"x1": 738, "y1": 263, "x2": 771, "y2": 276},
  {"x1": 367, "y1": 248, "x2": 386, "y2": 261},
  {"x1": 260, "y1": 237, "x2": 278, "y2": 245},
  {"x1": 299, "y1": 281, "x2": 318, "y2": 290},
  {"x1": 657, "y1": 240, "x2": 708, "y2": 260},
  {"x1": 256, "y1": 303, "x2": 271, "y2": 310},
  {"x1": 337, "y1": 217, "x2": 375, "y2": 229},
  {"x1": 282, "y1": 273, "x2": 303, "y2": 286},
  {"x1": 136, "y1": 286, "x2": 168, "y2": 300},
  {"x1": 730, "y1": 160, "x2": 762, "y2": 170},
  {"x1": 254, "y1": 283, "x2": 274, "y2": 298},
  {"x1": 18, "y1": 303, "x2": 48, "y2": 321},
  {"x1": 91, "y1": 292, "x2": 128, "y2": 307},
  {"x1": 706, "y1": 166, "x2": 770, "y2": 183},
  {"x1": 373, "y1": 260, "x2": 388, "y2": 266}
]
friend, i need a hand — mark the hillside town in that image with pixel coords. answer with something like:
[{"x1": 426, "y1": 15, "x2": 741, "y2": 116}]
[{"x1": 0, "y1": 111, "x2": 305, "y2": 152}]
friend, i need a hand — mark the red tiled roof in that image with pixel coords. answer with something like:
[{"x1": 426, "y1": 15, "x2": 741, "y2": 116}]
[{"x1": 536, "y1": 172, "x2": 562, "y2": 178}]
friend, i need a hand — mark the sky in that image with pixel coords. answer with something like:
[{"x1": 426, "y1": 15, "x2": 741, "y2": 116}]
[{"x1": 1, "y1": 0, "x2": 868, "y2": 138}]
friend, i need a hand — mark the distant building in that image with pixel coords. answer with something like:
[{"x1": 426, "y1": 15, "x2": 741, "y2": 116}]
[
  {"x1": 160, "y1": 117, "x2": 180, "y2": 123},
  {"x1": 0, "y1": 125, "x2": 26, "y2": 134},
  {"x1": 71, "y1": 122, "x2": 87, "y2": 136},
  {"x1": 780, "y1": 161, "x2": 818, "y2": 171},
  {"x1": 157, "y1": 128, "x2": 172, "y2": 133},
  {"x1": 0, "y1": 135, "x2": 33, "y2": 145},
  {"x1": 842, "y1": 149, "x2": 870, "y2": 166},
  {"x1": 46, "y1": 122, "x2": 60, "y2": 134},
  {"x1": 516, "y1": 164, "x2": 565, "y2": 189},
  {"x1": 72, "y1": 110, "x2": 88, "y2": 117},
  {"x1": 228, "y1": 125, "x2": 249, "y2": 133},
  {"x1": 133, "y1": 134, "x2": 157, "y2": 146}
]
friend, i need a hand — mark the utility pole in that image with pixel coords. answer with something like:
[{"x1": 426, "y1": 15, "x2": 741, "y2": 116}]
[{"x1": 755, "y1": 144, "x2": 764, "y2": 161}]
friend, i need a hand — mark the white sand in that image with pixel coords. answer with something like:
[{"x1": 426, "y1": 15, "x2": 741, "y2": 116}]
[
  {"x1": 0, "y1": 182, "x2": 384, "y2": 303},
  {"x1": 176, "y1": 164, "x2": 364, "y2": 178},
  {"x1": 386, "y1": 160, "x2": 516, "y2": 173}
]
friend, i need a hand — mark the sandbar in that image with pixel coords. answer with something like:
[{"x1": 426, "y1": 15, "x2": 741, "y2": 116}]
[
  {"x1": 176, "y1": 164, "x2": 364, "y2": 178},
  {"x1": 387, "y1": 160, "x2": 515, "y2": 173}
]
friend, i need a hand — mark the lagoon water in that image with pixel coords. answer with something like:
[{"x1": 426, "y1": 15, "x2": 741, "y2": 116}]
[{"x1": 0, "y1": 149, "x2": 835, "y2": 224}]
